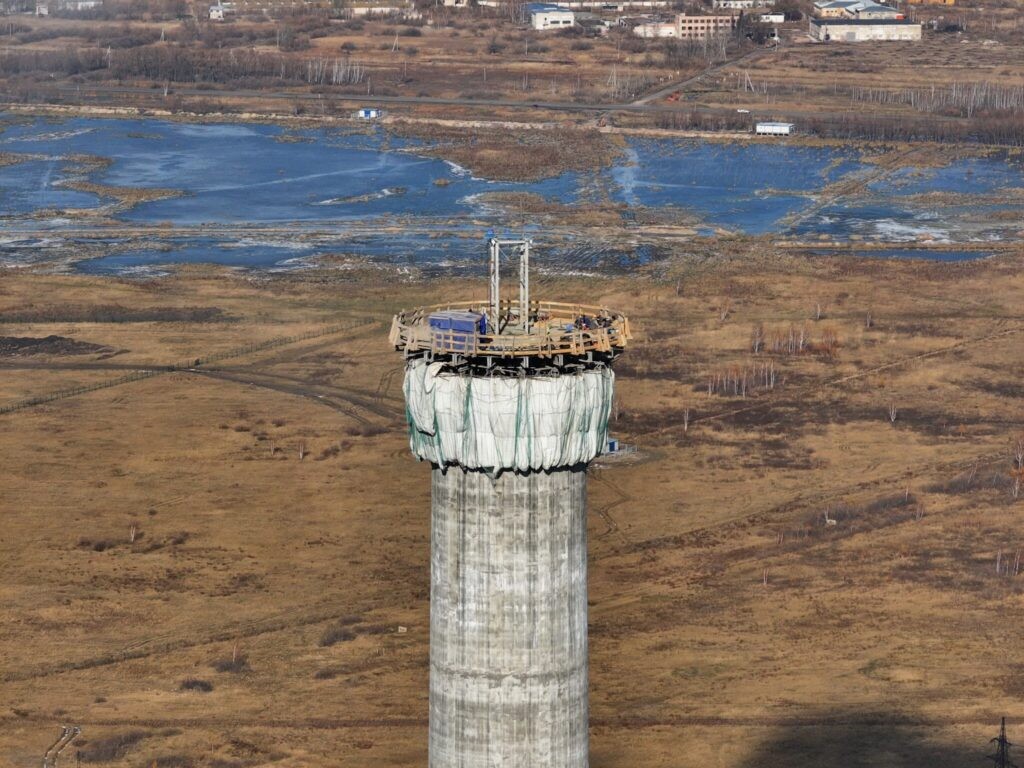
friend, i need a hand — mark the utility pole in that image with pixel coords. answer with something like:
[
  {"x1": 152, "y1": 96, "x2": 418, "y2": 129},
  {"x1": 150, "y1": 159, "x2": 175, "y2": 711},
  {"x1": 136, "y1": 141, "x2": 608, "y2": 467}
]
[{"x1": 988, "y1": 718, "x2": 1018, "y2": 768}]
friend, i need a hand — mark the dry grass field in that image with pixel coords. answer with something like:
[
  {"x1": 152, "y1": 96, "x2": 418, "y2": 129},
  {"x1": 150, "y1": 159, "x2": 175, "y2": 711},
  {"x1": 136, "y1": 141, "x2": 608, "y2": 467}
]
[
  {"x1": 697, "y1": 35, "x2": 1024, "y2": 113},
  {"x1": 3, "y1": 244, "x2": 1024, "y2": 767},
  {"x1": 1, "y1": 10, "x2": 696, "y2": 105}
]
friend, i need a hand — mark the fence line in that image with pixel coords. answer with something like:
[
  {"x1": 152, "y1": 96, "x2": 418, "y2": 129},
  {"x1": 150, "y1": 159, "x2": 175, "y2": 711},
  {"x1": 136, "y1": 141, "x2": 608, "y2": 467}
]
[{"x1": 0, "y1": 317, "x2": 379, "y2": 416}]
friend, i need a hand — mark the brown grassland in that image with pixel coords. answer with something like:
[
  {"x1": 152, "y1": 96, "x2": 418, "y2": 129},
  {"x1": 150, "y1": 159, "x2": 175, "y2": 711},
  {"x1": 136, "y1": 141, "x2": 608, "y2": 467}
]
[{"x1": 3, "y1": 243, "x2": 1024, "y2": 766}]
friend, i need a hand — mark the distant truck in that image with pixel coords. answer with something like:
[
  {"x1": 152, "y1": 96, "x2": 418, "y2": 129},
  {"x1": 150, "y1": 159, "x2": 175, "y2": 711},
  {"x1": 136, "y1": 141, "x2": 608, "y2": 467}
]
[{"x1": 755, "y1": 121, "x2": 794, "y2": 136}]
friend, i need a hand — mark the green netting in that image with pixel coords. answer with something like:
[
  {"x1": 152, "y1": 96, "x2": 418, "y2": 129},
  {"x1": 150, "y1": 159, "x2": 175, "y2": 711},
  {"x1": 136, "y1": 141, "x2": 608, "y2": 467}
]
[{"x1": 403, "y1": 358, "x2": 614, "y2": 472}]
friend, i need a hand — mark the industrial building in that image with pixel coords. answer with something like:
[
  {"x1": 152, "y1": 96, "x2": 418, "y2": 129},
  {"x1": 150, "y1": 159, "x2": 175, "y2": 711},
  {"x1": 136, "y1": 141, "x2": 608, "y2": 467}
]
[
  {"x1": 632, "y1": 15, "x2": 679, "y2": 36},
  {"x1": 209, "y1": 2, "x2": 236, "y2": 20},
  {"x1": 390, "y1": 238, "x2": 630, "y2": 768},
  {"x1": 809, "y1": 16, "x2": 921, "y2": 39},
  {"x1": 813, "y1": 0, "x2": 860, "y2": 16},
  {"x1": 35, "y1": 0, "x2": 99, "y2": 12},
  {"x1": 813, "y1": 0, "x2": 903, "y2": 18},
  {"x1": 630, "y1": 12, "x2": 740, "y2": 38},
  {"x1": 714, "y1": 0, "x2": 774, "y2": 9},
  {"x1": 528, "y1": 2, "x2": 576, "y2": 29},
  {"x1": 555, "y1": 0, "x2": 669, "y2": 6},
  {"x1": 676, "y1": 12, "x2": 739, "y2": 38}
]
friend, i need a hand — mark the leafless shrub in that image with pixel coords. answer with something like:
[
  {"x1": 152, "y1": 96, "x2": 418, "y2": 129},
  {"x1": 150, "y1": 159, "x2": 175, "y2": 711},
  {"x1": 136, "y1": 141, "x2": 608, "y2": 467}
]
[
  {"x1": 319, "y1": 626, "x2": 356, "y2": 647},
  {"x1": 317, "y1": 444, "x2": 341, "y2": 460},
  {"x1": 819, "y1": 326, "x2": 840, "y2": 358},
  {"x1": 345, "y1": 423, "x2": 387, "y2": 437},
  {"x1": 179, "y1": 678, "x2": 213, "y2": 692},
  {"x1": 704, "y1": 360, "x2": 776, "y2": 398},
  {"x1": 718, "y1": 298, "x2": 732, "y2": 322},
  {"x1": 319, "y1": 616, "x2": 362, "y2": 647},
  {"x1": 925, "y1": 466, "x2": 1014, "y2": 495},
  {"x1": 77, "y1": 731, "x2": 147, "y2": 762},
  {"x1": 212, "y1": 645, "x2": 249, "y2": 673},
  {"x1": 151, "y1": 755, "x2": 191, "y2": 767},
  {"x1": 77, "y1": 537, "x2": 119, "y2": 552},
  {"x1": 768, "y1": 323, "x2": 809, "y2": 355},
  {"x1": 994, "y1": 548, "x2": 1023, "y2": 576}
]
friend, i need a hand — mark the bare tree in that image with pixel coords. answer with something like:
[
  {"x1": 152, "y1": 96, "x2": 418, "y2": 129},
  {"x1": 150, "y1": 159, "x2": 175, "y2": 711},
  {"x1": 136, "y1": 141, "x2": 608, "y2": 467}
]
[{"x1": 750, "y1": 323, "x2": 764, "y2": 354}]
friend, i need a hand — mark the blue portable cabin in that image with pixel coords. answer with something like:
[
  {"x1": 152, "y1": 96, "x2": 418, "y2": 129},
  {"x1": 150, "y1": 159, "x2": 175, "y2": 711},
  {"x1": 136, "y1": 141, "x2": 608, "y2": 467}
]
[
  {"x1": 428, "y1": 310, "x2": 486, "y2": 334},
  {"x1": 428, "y1": 310, "x2": 486, "y2": 353}
]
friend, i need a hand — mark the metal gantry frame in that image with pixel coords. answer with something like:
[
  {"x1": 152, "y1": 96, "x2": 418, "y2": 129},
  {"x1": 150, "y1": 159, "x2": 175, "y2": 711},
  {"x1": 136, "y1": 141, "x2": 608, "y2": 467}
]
[{"x1": 488, "y1": 236, "x2": 532, "y2": 334}]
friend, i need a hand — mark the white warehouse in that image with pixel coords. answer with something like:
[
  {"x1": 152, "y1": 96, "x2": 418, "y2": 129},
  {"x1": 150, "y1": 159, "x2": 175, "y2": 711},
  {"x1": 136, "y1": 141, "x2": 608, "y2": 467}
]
[
  {"x1": 528, "y1": 2, "x2": 576, "y2": 29},
  {"x1": 809, "y1": 17, "x2": 922, "y2": 40}
]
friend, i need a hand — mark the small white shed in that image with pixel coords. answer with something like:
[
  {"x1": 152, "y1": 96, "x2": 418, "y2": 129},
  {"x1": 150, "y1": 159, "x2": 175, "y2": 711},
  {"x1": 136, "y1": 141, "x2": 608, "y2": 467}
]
[{"x1": 755, "y1": 121, "x2": 794, "y2": 136}]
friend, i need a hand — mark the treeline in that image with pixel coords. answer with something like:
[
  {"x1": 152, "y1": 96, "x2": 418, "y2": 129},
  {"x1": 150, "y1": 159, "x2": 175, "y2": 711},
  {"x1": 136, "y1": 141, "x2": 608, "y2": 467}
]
[
  {"x1": 844, "y1": 82, "x2": 1024, "y2": 119},
  {"x1": 0, "y1": 46, "x2": 367, "y2": 87},
  {"x1": 800, "y1": 112, "x2": 1023, "y2": 146},
  {"x1": 654, "y1": 109, "x2": 1024, "y2": 146},
  {"x1": 43, "y1": 0, "x2": 188, "y2": 21}
]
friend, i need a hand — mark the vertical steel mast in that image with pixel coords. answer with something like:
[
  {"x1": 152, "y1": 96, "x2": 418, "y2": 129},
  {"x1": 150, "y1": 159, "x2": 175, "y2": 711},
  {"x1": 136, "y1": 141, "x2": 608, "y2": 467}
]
[{"x1": 488, "y1": 236, "x2": 532, "y2": 333}]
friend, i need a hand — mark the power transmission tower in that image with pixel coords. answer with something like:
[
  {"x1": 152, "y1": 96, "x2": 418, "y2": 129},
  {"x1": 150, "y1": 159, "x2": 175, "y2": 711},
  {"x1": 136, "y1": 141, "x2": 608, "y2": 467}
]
[{"x1": 988, "y1": 718, "x2": 1018, "y2": 768}]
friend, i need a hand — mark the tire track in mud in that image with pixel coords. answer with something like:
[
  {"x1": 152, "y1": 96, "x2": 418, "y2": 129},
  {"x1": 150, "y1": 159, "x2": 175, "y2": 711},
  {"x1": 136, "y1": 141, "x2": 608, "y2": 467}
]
[
  {"x1": 187, "y1": 369, "x2": 398, "y2": 425},
  {"x1": 1, "y1": 602, "x2": 380, "y2": 684},
  {"x1": 0, "y1": 318, "x2": 381, "y2": 416},
  {"x1": 589, "y1": 471, "x2": 630, "y2": 541}
]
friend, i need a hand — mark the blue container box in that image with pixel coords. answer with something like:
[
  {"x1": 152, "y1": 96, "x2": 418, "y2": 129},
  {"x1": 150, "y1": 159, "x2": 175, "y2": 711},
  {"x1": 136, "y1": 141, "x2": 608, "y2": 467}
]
[
  {"x1": 429, "y1": 311, "x2": 485, "y2": 352},
  {"x1": 429, "y1": 311, "x2": 486, "y2": 333}
]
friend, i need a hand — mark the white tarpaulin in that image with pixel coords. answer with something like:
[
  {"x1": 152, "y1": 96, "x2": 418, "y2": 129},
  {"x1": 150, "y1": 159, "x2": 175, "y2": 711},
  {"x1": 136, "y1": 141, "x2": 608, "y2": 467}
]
[{"x1": 404, "y1": 357, "x2": 614, "y2": 472}]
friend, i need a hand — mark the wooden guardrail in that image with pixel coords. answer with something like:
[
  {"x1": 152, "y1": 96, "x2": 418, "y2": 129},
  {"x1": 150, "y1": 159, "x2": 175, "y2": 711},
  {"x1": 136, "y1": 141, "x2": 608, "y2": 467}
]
[{"x1": 390, "y1": 300, "x2": 630, "y2": 359}]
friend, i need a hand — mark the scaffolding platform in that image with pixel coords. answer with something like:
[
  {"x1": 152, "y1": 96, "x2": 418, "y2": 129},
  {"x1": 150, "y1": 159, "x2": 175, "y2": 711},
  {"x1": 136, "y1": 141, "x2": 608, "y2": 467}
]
[
  {"x1": 390, "y1": 237, "x2": 631, "y2": 369},
  {"x1": 390, "y1": 299, "x2": 630, "y2": 360}
]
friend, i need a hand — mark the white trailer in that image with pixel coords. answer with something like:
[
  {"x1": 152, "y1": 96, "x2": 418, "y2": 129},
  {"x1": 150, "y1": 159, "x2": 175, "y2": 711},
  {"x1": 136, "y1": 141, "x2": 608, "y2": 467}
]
[{"x1": 755, "y1": 121, "x2": 794, "y2": 136}]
